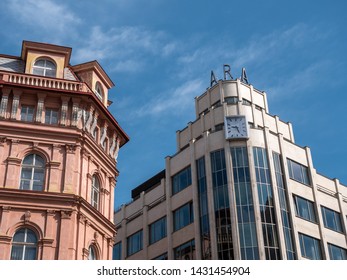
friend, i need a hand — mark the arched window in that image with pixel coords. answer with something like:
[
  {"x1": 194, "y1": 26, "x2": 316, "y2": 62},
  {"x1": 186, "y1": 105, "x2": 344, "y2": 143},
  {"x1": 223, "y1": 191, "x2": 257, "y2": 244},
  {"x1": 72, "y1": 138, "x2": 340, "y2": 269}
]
[
  {"x1": 88, "y1": 245, "x2": 97, "y2": 260},
  {"x1": 94, "y1": 82, "x2": 104, "y2": 101},
  {"x1": 91, "y1": 175, "x2": 100, "y2": 209},
  {"x1": 20, "y1": 154, "x2": 45, "y2": 191},
  {"x1": 32, "y1": 59, "x2": 56, "y2": 77},
  {"x1": 11, "y1": 228, "x2": 38, "y2": 260}
]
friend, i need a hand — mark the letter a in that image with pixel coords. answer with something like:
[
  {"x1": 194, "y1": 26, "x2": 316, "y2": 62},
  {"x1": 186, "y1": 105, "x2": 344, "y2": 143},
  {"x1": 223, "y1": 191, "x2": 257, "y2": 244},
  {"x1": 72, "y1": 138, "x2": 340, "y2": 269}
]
[
  {"x1": 241, "y1": 68, "x2": 249, "y2": 84},
  {"x1": 210, "y1": 71, "x2": 218, "y2": 87}
]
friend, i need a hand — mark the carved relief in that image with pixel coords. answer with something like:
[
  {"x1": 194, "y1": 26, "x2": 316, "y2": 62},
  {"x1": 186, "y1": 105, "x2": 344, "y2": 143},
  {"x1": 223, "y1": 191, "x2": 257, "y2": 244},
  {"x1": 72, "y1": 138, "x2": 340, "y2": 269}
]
[
  {"x1": 90, "y1": 113, "x2": 98, "y2": 138},
  {"x1": 114, "y1": 138, "x2": 120, "y2": 161},
  {"x1": 65, "y1": 144, "x2": 77, "y2": 154},
  {"x1": 24, "y1": 211, "x2": 31, "y2": 223},
  {"x1": 71, "y1": 103, "x2": 79, "y2": 127},
  {"x1": 61, "y1": 210, "x2": 73, "y2": 219}
]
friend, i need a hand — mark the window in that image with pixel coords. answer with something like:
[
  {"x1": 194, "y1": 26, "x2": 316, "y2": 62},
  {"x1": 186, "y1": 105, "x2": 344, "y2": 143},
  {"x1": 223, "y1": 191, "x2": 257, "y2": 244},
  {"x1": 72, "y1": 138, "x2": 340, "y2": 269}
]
[
  {"x1": 153, "y1": 252, "x2": 168, "y2": 260},
  {"x1": 173, "y1": 202, "x2": 194, "y2": 231},
  {"x1": 299, "y1": 233, "x2": 322, "y2": 260},
  {"x1": 214, "y1": 123, "x2": 224, "y2": 132},
  {"x1": 113, "y1": 242, "x2": 122, "y2": 260},
  {"x1": 224, "y1": 96, "x2": 238, "y2": 105},
  {"x1": 212, "y1": 100, "x2": 221, "y2": 108},
  {"x1": 91, "y1": 175, "x2": 100, "y2": 209},
  {"x1": 174, "y1": 239, "x2": 195, "y2": 260},
  {"x1": 293, "y1": 195, "x2": 317, "y2": 223},
  {"x1": 33, "y1": 59, "x2": 56, "y2": 77},
  {"x1": 88, "y1": 245, "x2": 97, "y2": 260},
  {"x1": 328, "y1": 243, "x2": 347, "y2": 260},
  {"x1": 20, "y1": 154, "x2": 45, "y2": 191},
  {"x1": 287, "y1": 159, "x2": 310, "y2": 185},
  {"x1": 242, "y1": 98, "x2": 251, "y2": 106},
  {"x1": 11, "y1": 228, "x2": 37, "y2": 260},
  {"x1": 127, "y1": 230, "x2": 143, "y2": 256},
  {"x1": 21, "y1": 105, "x2": 34, "y2": 122},
  {"x1": 172, "y1": 166, "x2": 192, "y2": 195},
  {"x1": 95, "y1": 82, "x2": 104, "y2": 101},
  {"x1": 149, "y1": 217, "x2": 167, "y2": 245},
  {"x1": 45, "y1": 108, "x2": 58, "y2": 125},
  {"x1": 321, "y1": 206, "x2": 343, "y2": 233}
]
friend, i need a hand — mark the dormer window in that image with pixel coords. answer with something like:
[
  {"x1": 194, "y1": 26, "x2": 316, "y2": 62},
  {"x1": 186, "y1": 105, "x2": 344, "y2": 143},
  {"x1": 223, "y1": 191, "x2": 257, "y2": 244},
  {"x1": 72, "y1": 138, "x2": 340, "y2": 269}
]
[
  {"x1": 95, "y1": 82, "x2": 104, "y2": 101},
  {"x1": 32, "y1": 59, "x2": 56, "y2": 77}
]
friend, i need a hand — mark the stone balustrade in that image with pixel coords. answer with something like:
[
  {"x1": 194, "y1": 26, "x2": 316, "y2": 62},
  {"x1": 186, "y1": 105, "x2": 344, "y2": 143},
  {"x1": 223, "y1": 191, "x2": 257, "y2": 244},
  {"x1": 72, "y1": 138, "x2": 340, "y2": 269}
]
[{"x1": 0, "y1": 72, "x2": 89, "y2": 92}]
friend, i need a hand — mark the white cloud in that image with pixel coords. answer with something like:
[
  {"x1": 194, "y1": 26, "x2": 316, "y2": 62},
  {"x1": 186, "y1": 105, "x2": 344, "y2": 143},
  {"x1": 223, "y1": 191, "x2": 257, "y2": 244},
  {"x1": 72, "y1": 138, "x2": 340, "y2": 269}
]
[
  {"x1": 136, "y1": 79, "x2": 204, "y2": 117},
  {"x1": 74, "y1": 26, "x2": 177, "y2": 71},
  {"x1": 6, "y1": 0, "x2": 81, "y2": 35}
]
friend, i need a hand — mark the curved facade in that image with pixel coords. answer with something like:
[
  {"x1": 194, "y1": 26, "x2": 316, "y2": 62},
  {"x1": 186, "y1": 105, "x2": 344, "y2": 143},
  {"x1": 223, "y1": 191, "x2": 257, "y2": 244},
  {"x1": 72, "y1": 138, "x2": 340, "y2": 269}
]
[
  {"x1": 0, "y1": 41, "x2": 129, "y2": 260},
  {"x1": 114, "y1": 79, "x2": 347, "y2": 260}
]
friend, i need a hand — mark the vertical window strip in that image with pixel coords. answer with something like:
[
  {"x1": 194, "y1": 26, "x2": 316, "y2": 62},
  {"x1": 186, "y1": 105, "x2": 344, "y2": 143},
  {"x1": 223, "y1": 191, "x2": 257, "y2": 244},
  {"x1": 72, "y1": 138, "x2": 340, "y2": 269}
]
[
  {"x1": 210, "y1": 149, "x2": 234, "y2": 260},
  {"x1": 254, "y1": 147, "x2": 280, "y2": 260},
  {"x1": 196, "y1": 157, "x2": 211, "y2": 259},
  {"x1": 231, "y1": 147, "x2": 259, "y2": 260},
  {"x1": 174, "y1": 239, "x2": 195, "y2": 260},
  {"x1": 273, "y1": 152, "x2": 296, "y2": 260}
]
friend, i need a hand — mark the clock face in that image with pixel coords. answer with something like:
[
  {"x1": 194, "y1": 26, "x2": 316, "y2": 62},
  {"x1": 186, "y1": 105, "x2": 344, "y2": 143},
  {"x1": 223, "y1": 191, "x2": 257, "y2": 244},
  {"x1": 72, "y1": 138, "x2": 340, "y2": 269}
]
[{"x1": 225, "y1": 116, "x2": 248, "y2": 139}]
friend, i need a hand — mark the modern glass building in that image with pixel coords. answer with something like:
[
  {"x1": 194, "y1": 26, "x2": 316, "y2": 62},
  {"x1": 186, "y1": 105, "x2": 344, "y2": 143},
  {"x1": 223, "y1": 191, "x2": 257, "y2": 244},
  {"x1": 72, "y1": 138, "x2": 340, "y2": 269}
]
[{"x1": 114, "y1": 77, "x2": 347, "y2": 260}]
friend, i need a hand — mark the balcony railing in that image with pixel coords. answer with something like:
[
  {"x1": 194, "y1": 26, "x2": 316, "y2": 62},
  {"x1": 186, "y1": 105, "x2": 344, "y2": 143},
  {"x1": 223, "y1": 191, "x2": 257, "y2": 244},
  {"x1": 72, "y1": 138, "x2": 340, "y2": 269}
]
[{"x1": 0, "y1": 72, "x2": 89, "y2": 92}]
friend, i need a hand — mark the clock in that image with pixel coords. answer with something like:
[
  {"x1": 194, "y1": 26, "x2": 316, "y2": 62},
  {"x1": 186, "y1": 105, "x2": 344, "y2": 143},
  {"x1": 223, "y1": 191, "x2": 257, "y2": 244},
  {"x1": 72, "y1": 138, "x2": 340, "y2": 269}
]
[{"x1": 224, "y1": 116, "x2": 249, "y2": 139}]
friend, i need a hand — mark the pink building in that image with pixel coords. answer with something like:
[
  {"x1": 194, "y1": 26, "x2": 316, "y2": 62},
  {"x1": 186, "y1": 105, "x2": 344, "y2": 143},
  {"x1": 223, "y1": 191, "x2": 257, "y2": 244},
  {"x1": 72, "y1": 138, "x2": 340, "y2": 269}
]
[{"x1": 0, "y1": 41, "x2": 129, "y2": 260}]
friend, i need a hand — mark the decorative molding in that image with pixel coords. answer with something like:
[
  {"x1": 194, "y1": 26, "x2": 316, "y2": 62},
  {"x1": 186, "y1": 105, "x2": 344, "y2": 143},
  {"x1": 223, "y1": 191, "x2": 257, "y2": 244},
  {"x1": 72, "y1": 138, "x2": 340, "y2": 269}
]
[
  {"x1": 71, "y1": 102, "x2": 79, "y2": 127},
  {"x1": 65, "y1": 144, "x2": 77, "y2": 154},
  {"x1": 6, "y1": 157, "x2": 21, "y2": 164},
  {"x1": 60, "y1": 210, "x2": 73, "y2": 219},
  {"x1": 2, "y1": 206, "x2": 11, "y2": 212},
  {"x1": 0, "y1": 136, "x2": 7, "y2": 146}
]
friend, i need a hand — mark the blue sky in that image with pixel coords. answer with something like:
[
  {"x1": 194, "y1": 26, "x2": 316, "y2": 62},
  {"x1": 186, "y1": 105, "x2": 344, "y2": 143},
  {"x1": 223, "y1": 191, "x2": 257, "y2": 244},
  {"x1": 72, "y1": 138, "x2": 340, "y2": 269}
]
[{"x1": 1, "y1": 0, "x2": 346, "y2": 207}]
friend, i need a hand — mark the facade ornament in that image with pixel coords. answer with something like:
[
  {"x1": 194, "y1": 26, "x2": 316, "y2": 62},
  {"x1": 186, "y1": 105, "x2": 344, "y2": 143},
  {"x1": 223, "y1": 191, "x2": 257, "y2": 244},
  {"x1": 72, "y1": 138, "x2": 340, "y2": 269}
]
[
  {"x1": 0, "y1": 93, "x2": 9, "y2": 119},
  {"x1": 114, "y1": 138, "x2": 120, "y2": 161},
  {"x1": 0, "y1": 136, "x2": 7, "y2": 146},
  {"x1": 109, "y1": 135, "x2": 116, "y2": 157},
  {"x1": 90, "y1": 112, "x2": 98, "y2": 138},
  {"x1": 10, "y1": 93, "x2": 21, "y2": 120},
  {"x1": 100, "y1": 125, "x2": 107, "y2": 150},
  {"x1": 84, "y1": 108, "x2": 94, "y2": 132},
  {"x1": 60, "y1": 99, "x2": 69, "y2": 126},
  {"x1": 35, "y1": 95, "x2": 46, "y2": 123},
  {"x1": 65, "y1": 144, "x2": 77, "y2": 154},
  {"x1": 94, "y1": 231, "x2": 99, "y2": 240},
  {"x1": 24, "y1": 211, "x2": 31, "y2": 223},
  {"x1": 61, "y1": 210, "x2": 73, "y2": 219},
  {"x1": 71, "y1": 103, "x2": 79, "y2": 127}
]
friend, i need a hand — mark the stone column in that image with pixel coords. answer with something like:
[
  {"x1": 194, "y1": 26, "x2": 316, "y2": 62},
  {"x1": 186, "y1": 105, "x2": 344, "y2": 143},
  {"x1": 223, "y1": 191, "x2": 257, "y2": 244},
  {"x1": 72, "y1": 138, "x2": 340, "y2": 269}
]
[
  {"x1": 58, "y1": 210, "x2": 75, "y2": 259},
  {"x1": 63, "y1": 144, "x2": 77, "y2": 194},
  {"x1": 71, "y1": 98, "x2": 80, "y2": 127}
]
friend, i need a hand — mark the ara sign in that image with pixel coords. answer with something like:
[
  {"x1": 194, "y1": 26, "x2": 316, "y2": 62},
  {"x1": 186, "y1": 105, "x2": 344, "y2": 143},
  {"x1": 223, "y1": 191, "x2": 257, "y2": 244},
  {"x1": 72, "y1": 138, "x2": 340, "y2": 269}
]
[{"x1": 210, "y1": 65, "x2": 249, "y2": 87}]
